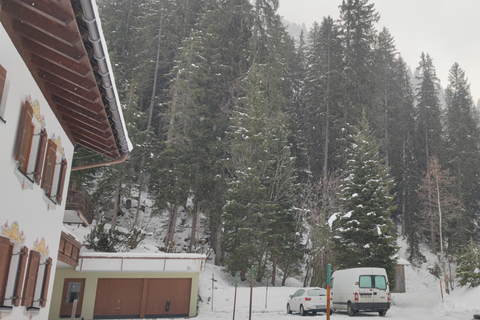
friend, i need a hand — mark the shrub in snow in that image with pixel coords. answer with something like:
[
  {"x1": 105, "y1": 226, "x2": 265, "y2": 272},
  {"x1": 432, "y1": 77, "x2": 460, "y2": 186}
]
[
  {"x1": 455, "y1": 239, "x2": 480, "y2": 287},
  {"x1": 85, "y1": 219, "x2": 124, "y2": 252}
]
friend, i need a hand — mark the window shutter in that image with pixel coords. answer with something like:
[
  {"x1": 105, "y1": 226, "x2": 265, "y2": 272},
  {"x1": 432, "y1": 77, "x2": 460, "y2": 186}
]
[
  {"x1": 34, "y1": 128, "x2": 48, "y2": 184},
  {"x1": 21, "y1": 250, "x2": 40, "y2": 307},
  {"x1": 0, "y1": 64, "x2": 6, "y2": 104},
  {"x1": 13, "y1": 246, "x2": 28, "y2": 307},
  {"x1": 0, "y1": 236, "x2": 13, "y2": 303},
  {"x1": 41, "y1": 139, "x2": 57, "y2": 197},
  {"x1": 56, "y1": 158, "x2": 68, "y2": 204},
  {"x1": 39, "y1": 257, "x2": 52, "y2": 308},
  {"x1": 15, "y1": 101, "x2": 35, "y2": 173}
]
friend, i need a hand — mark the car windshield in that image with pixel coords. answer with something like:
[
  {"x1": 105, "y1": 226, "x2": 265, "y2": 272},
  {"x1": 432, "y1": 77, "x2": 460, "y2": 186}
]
[{"x1": 307, "y1": 289, "x2": 326, "y2": 296}]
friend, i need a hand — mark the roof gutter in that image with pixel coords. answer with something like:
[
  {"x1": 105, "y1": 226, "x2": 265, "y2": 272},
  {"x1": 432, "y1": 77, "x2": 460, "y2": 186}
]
[
  {"x1": 71, "y1": 154, "x2": 128, "y2": 171},
  {"x1": 78, "y1": 0, "x2": 131, "y2": 156}
]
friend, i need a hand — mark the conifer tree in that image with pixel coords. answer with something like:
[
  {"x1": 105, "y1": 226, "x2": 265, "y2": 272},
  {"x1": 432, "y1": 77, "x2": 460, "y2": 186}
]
[
  {"x1": 455, "y1": 239, "x2": 480, "y2": 287},
  {"x1": 222, "y1": 65, "x2": 297, "y2": 281},
  {"x1": 332, "y1": 112, "x2": 397, "y2": 283},
  {"x1": 338, "y1": 0, "x2": 380, "y2": 126},
  {"x1": 415, "y1": 53, "x2": 444, "y2": 252},
  {"x1": 444, "y1": 63, "x2": 480, "y2": 247}
]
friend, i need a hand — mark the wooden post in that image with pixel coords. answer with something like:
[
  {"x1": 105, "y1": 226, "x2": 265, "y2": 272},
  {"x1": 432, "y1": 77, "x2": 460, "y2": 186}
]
[{"x1": 70, "y1": 299, "x2": 78, "y2": 320}]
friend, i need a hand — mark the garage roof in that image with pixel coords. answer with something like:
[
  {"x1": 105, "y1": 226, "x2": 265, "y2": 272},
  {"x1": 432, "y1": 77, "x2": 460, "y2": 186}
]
[{"x1": 0, "y1": 0, "x2": 131, "y2": 159}]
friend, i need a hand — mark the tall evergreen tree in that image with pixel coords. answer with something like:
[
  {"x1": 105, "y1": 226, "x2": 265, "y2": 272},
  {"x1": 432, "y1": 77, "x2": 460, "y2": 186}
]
[
  {"x1": 338, "y1": 0, "x2": 380, "y2": 127},
  {"x1": 443, "y1": 63, "x2": 480, "y2": 248},
  {"x1": 415, "y1": 53, "x2": 443, "y2": 171},
  {"x1": 222, "y1": 65, "x2": 298, "y2": 281},
  {"x1": 332, "y1": 112, "x2": 397, "y2": 283},
  {"x1": 303, "y1": 17, "x2": 344, "y2": 178},
  {"x1": 414, "y1": 53, "x2": 444, "y2": 252}
]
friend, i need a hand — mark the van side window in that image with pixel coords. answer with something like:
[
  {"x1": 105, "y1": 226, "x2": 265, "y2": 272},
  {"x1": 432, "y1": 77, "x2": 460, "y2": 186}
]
[
  {"x1": 374, "y1": 276, "x2": 387, "y2": 290},
  {"x1": 359, "y1": 275, "x2": 372, "y2": 288}
]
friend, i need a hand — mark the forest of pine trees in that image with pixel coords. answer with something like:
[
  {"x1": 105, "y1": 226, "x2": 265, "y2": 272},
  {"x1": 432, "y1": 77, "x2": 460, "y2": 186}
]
[{"x1": 72, "y1": 0, "x2": 480, "y2": 287}]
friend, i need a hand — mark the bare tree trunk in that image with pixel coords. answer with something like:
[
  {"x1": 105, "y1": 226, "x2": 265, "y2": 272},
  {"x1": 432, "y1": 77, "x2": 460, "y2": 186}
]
[
  {"x1": 134, "y1": 18, "x2": 163, "y2": 228},
  {"x1": 214, "y1": 221, "x2": 222, "y2": 265},
  {"x1": 271, "y1": 255, "x2": 277, "y2": 286},
  {"x1": 189, "y1": 205, "x2": 198, "y2": 252},
  {"x1": 121, "y1": 0, "x2": 134, "y2": 59},
  {"x1": 164, "y1": 200, "x2": 179, "y2": 250},
  {"x1": 435, "y1": 174, "x2": 449, "y2": 294},
  {"x1": 111, "y1": 179, "x2": 121, "y2": 230},
  {"x1": 322, "y1": 26, "x2": 331, "y2": 183}
]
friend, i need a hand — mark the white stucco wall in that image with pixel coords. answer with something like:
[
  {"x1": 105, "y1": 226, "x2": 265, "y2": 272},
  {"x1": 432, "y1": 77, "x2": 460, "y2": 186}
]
[{"x1": 0, "y1": 24, "x2": 74, "y2": 320}]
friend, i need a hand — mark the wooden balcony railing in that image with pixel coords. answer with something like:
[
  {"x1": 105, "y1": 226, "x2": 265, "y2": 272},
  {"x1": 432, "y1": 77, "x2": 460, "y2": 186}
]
[
  {"x1": 65, "y1": 189, "x2": 95, "y2": 225},
  {"x1": 58, "y1": 231, "x2": 82, "y2": 267}
]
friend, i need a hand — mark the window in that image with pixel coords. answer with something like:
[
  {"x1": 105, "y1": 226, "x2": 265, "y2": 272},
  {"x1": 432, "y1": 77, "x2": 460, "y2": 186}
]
[
  {"x1": 14, "y1": 101, "x2": 48, "y2": 185},
  {"x1": 374, "y1": 275, "x2": 387, "y2": 290},
  {"x1": 358, "y1": 275, "x2": 387, "y2": 290},
  {"x1": 359, "y1": 275, "x2": 373, "y2": 288},
  {"x1": 41, "y1": 139, "x2": 68, "y2": 205},
  {"x1": 0, "y1": 236, "x2": 13, "y2": 307},
  {"x1": 21, "y1": 250, "x2": 52, "y2": 309},
  {"x1": 0, "y1": 236, "x2": 28, "y2": 308},
  {"x1": 0, "y1": 64, "x2": 7, "y2": 123}
]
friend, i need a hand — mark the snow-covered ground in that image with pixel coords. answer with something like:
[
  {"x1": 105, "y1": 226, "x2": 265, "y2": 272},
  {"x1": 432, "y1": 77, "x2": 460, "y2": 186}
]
[
  {"x1": 193, "y1": 262, "x2": 480, "y2": 320},
  {"x1": 65, "y1": 221, "x2": 480, "y2": 320}
]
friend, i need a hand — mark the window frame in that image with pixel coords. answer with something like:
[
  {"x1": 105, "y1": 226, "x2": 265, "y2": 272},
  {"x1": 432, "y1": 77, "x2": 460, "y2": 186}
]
[
  {"x1": 0, "y1": 236, "x2": 29, "y2": 308},
  {"x1": 0, "y1": 64, "x2": 7, "y2": 123}
]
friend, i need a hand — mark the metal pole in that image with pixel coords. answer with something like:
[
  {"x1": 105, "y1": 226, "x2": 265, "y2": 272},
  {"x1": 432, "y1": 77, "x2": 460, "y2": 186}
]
[
  {"x1": 233, "y1": 273, "x2": 238, "y2": 320},
  {"x1": 211, "y1": 273, "x2": 217, "y2": 311},
  {"x1": 327, "y1": 264, "x2": 331, "y2": 320},
  {"x1": 265, "y1": 273, "x2": 268, "y2": 309},
  {"x1": 249, "y1": 265, "x2": 253, "y2": 320}
]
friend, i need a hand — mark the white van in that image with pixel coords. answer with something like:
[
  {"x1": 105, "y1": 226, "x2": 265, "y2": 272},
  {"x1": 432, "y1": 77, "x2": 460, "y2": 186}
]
[{"x1": 330, "y1": 267, "x2": 390, "y2": 316}]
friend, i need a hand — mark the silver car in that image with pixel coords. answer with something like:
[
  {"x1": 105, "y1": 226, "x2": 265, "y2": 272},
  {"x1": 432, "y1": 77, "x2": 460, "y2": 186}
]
[{"x1": 287, "y1": 287, "x2": 331, "y2": 316}]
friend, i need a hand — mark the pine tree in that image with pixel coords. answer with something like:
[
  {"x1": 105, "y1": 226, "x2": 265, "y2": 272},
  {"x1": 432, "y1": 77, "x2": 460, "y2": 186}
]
[
  {"x1": 455, "y1": 239, "x2": 480, "y2": 287},
  {"x1": 222, "y1": 65, "x2": 297, "y2": 281},
  {"x1": 444, "y1": 63, "x2": 480, "y2": 248},
  {"x1": 303, "y1": 17, "x2": 344, "y2": 178},
  {"x1": 332, "y1": 112, "x2": 397, "y2": 283},
  {"x1": 415, "y1": 53, "x2": 443, "y2": 171},
  {"x1": 338, "y1": 0, "x2": 380, "y2": 126}
]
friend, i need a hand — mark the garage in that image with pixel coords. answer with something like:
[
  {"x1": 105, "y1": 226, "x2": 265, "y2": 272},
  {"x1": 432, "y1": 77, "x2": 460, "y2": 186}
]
[
  {"x1": 93, "y1": 278, "x2": 191, "y2": 319},
  {"x1": 50, "y1": 253, "x2": 204, "y2": 320}
]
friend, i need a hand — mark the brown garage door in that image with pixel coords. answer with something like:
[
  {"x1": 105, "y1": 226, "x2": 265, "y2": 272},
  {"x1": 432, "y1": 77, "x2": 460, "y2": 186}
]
[
  {"x1": 145, "y1": 278, "x2": 191, "y2": 318},
  {"x1": 94, "y1": 279, "x2": 143, "y2": 319},
  {"x1": 93, "y1": 278, "x2": 191, "y2": 319}
]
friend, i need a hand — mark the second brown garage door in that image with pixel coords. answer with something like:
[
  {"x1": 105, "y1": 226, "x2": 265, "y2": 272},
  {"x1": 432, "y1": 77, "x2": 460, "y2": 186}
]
[{"x1": 93, "y1": 278, "x2": 191, "y2": 319}]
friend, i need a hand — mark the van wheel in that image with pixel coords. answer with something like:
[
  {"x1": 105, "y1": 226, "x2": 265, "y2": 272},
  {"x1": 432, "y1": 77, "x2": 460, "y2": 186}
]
[
  {"x1": 287, "y1": 304, "x2": 292, "y2": 314},
  {"x1": 300, "y1": 305, "x2": 307, "y2": 316},
  {"x1": 379, "y1": 310, "x2": 387, "y2": 316},
  {"x1": 347, "y1": 302, "x2": 355, "y2": 317}
]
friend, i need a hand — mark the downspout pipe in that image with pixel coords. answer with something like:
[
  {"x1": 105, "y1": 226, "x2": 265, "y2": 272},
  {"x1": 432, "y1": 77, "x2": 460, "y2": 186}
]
[{"x1": 79, "y1": 0, "x2": 131, "y2": 156}]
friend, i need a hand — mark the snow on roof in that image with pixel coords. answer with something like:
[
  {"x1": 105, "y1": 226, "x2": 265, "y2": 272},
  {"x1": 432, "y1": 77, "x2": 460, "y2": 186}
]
[{"x1": 77, "y1": 252, "x2": 206, "y2": 273}]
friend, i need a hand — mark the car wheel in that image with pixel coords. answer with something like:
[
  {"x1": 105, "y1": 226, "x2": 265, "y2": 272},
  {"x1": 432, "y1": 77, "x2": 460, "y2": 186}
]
[
  {"x1": 287, "y1": 304, "x2": 292, "y2": 314},
  {"x1": 330, "y1": 308, "x2": 333, "y2": 315},
  {"x1": 300, "y1": 305, "x2": 307, "y2": 316},
  {"x1": 347, "y1": 302, "x2": 355, "y2": 317},
  {"x1": 379, "y1": 310, "x2": 387, "y2": 316}
]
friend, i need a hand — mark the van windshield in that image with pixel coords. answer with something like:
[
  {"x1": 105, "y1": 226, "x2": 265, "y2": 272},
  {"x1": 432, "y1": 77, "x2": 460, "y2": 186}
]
[{"x1": 359, "y1": 275, "x2": 387, "y2": 290}]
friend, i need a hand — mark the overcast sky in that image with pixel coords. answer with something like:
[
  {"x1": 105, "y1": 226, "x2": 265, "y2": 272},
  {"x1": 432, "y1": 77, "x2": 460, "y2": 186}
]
[{"x1": 277, "y1": 0, "x2": 480, "y2": 103}]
